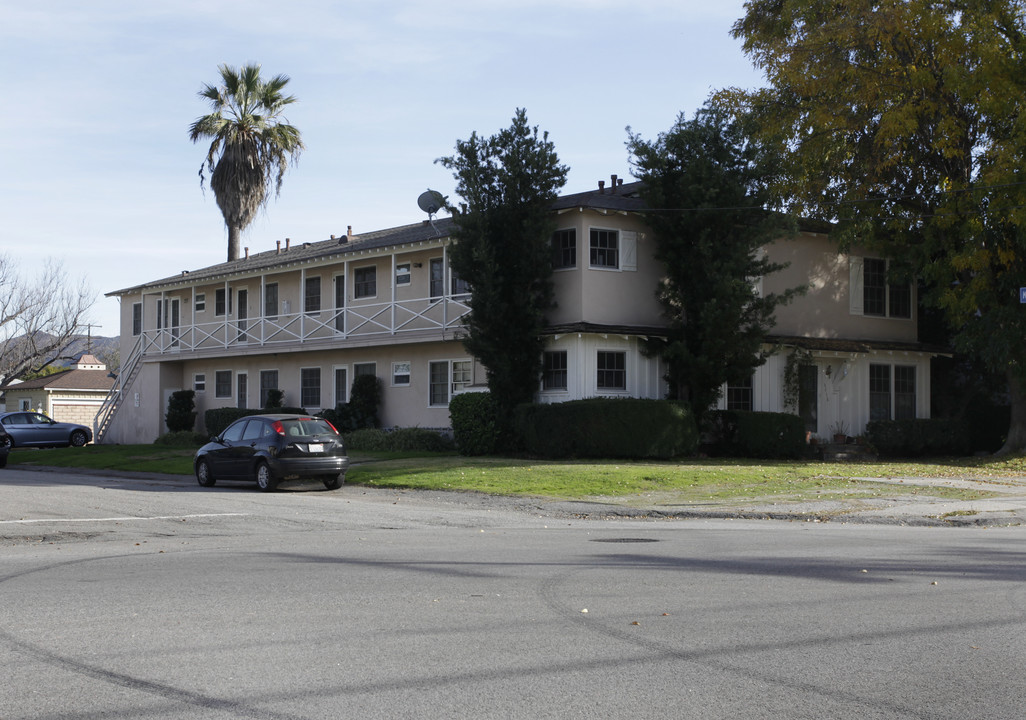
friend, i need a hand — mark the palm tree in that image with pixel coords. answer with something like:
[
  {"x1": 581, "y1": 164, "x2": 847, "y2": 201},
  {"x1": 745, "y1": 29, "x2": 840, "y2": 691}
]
[{"x1": 189, "y1": 64, "x2": 304, "y2": 262}]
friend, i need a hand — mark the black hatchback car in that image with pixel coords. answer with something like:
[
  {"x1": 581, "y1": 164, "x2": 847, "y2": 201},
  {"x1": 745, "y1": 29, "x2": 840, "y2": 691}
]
[{"x1": 194, "y1": 414, "x2": 349, "y2": 492}]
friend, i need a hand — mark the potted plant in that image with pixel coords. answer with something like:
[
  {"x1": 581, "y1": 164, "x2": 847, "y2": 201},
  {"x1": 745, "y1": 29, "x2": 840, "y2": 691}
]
[{"x1": 829, "y1": 420, "x2": 849, "y2": 444}]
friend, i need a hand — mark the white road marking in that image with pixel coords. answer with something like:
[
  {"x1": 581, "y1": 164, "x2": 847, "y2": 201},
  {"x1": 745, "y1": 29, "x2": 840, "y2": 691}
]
[{"x1": 0, "y1": 513, "x2": 249, "y2": 525}]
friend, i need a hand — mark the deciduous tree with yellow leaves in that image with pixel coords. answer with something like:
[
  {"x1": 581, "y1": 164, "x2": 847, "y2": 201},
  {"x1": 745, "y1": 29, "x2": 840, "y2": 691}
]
[{"x1": 727, "y1": 0, "x2": 1026, "y2": 454}]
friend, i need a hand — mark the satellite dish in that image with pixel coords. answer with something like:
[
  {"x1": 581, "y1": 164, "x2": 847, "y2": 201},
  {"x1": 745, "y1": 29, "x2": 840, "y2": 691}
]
[{"x1": 417, "y1": 189, "x2": 445, "y2": 216}]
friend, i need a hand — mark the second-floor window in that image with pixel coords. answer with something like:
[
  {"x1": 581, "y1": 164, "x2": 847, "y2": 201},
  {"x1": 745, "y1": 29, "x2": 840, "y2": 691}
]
[
  {"x1": 451, "y1": 270, "x2": 470, "y2": 298},
  {"x1": 355, "y1": 266, "x2": 376, "y2": 298},
  {"x1": 429, "y1": 258, "x2": 444, "y2": 300},
  {"x1": 861, "y1": 258, "x2": 912, "y2": 319},
  {"x1": 590, "y1": 229, "x2": 619, "y2": 269},
  {"x1": 395, "y1": 264, "x2": 411, "y2": 286},
  {"x1": 304, "y1": 276, "x2": 321, "y2": 314},
  {"x1": 194, "y1": 293, "x2": 206, "y2": 312},
  {"x1": 552, "y1": 228, "x2": 577, "y2": 269},
  {"x1": 215, "y1": 288, "x2": 231, "y2": 316},
  {"x1": 264, "y1": 283, "x2": 278, "y2": 319},
  {"x1": 132, "y1": 303, "x2": 142, "y2": 336}
]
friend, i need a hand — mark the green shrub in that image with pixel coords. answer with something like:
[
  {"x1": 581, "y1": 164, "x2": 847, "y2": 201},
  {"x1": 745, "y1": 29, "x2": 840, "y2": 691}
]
[
  {"x1": 165, "y1": 390, "x2": 197, "y2": 433},
  {"x1": 702, "y1": 410, "x2": 806, "y2": 459},
  {"x1": 450, "y1": 392, "x2": 503, "y2": 455},
  {"x1": 514, "y1": 398, "x2": 698, "y2": 459},
  {"x1": 323, "y1": 375, "x2": 382, "y2": 432},
  {"x1": 866, "y1": 419, "x2": 971, "y2": 457},
  {"x1": 265, "y1": 389, "x2": 285, "y2": 409},
  {"x1": 153, "y1": 430, "x2": 208, "y2": 446}
]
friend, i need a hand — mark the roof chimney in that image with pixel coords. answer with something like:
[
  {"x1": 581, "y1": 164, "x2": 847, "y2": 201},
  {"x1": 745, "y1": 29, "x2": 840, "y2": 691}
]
[
  {"x1": 244, "y1": 247, "x2": 249, "y2": 259},
  {"x1": 598, "y1": 180, "x2": 605, "y2": 194},
  {"x1": 611, "y1": 174, "x2": 618, "y2": 189},
  {"x1": 276, "y1": 240, "x2": 281, "y2": 254},
  {"x1": 347, "y1": 225, "x2": 353, "y2": 240},
  {"x1": 285, "y1": 237, "x2": 291, "y2": 251}
]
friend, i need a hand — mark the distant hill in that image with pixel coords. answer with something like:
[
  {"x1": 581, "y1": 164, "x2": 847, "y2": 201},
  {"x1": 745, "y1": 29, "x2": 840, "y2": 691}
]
[{"x1": 60, "y1": 334, "x2": 120, "y2": 365}]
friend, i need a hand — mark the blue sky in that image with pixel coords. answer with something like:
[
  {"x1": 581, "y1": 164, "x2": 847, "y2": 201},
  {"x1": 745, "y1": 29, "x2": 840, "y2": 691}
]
[{"x1": 0, "y1": 1, "x2": 763, "y2": 337}]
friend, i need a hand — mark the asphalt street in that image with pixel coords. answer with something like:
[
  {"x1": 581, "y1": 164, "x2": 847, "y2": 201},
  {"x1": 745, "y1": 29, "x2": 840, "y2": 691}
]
[{"x1": 1, "y1": 467, "x2": 1025, "y2": 719}]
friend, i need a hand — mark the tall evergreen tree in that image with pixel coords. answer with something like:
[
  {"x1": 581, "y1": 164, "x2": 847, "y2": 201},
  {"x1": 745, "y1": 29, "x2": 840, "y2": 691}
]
[
  {"x1": 628, "y1": 102, "x2": 801, "y2": 420},
  {"x1": 729, "y1": 0, "x2": 1026, "y2": 454},
  {"x1": 189, "y1": 63, "x2": 304, "y2": 262},
  {"x1": 437, "y1": 109, "x2": 568, "y2": 440}
]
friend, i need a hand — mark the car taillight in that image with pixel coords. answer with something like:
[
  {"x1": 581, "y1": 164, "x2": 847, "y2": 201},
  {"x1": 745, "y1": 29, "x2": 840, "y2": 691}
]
[
  {"x1": 323, "y1": 419, "x2": 339, "y2": 434},
  {"x1": 271, "y1": 420, "x2": 285, "y2": 436}
]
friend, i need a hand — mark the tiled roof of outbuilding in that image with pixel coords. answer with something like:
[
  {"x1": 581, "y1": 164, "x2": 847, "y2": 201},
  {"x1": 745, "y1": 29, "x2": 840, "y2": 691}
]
[{"x1": 12, "y1": 368, "x2": 114, "y2": 392}]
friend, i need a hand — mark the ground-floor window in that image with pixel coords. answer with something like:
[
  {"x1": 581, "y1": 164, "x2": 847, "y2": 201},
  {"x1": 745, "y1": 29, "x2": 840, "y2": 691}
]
[
  {"x1": 870, "y1": 364, "x2": 916, "y2": 421},
  {"x1": 726, "y1": 375, "x2": 753, "y2": 411},
  {"x1": 334, "y1": 367, "x2": 348, "y2": 408},
  {"x1": 392, "y1": 362, "x2": 411, "y2": 387},
  {"x1": 237, "y1": 373, "x2": 248, "y2": 409},
  {"x1": 215, "y1": 370, "x2": 232, "y2": 399},
  {"x1": 194, "y1": 373, "x2": 206, "y2": 393},
  {"x1": 259, "y1": 370, "x2": 278, "y2": 408},
  {"x1": 301, "y1": 368, "x2": 321, "y2": 408},
  {"x1": 596, "y1": 351, "x2": 626, "y2": 390},
  {"x1": 542, "y1": 351, "x2": 567, "y2": 390},
  {"x1": 354, "y1": 362, "x2": 376, "y2": 377},
  {"x1": 429, "y1": 359, "x2": 471, "y2": 406}
]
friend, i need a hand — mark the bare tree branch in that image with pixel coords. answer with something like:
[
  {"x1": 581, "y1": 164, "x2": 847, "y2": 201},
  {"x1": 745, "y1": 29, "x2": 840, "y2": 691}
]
[{"x1": 0, "y1": 255, "x2": 95, "y2": 390}]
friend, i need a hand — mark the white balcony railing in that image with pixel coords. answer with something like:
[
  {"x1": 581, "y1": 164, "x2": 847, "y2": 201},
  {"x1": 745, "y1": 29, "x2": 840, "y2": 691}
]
[{"x1": 138, "y1": 295, "x2": 471, "y2": 356}]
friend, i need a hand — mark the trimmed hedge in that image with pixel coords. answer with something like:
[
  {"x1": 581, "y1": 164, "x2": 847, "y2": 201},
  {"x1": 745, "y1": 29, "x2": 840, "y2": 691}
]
[
  {"x1": 153, "y1": 430, "x2": 208, "y2": 446},
  {"x1": 203, "y1": 406, "x2": 308, "y2": 438},
  {"x1": 865, "y1": 419, "x2": 972, "y2": 457},
  {"x1": 450, "y1": 392, "x2": 503, "y2": 456},
  {"x1": 702, "y1": 410, "x2": 806, "y2": 459},
  {"x1": 343, "y1": 427, "x2": 455, "y2": 453},
  {"x1": 514, "y1": 398, "x2": 698, "y2": 459}
]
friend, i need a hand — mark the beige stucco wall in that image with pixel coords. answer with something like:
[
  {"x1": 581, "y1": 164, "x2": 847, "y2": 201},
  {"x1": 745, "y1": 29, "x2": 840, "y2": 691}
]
[
  {"x1": 764, "y1": 232, "x2": 918, "y2": 342},
  {"x1": 131, "y1": 338, "x2": 478, "y2": 437},
  {"x1": 549, "y1": 211, "x2": 665, "y2": 328}
]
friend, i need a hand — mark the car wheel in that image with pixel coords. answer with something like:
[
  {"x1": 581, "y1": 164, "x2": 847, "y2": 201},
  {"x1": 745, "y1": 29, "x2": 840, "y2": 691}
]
[
  {"x1": 322, "y1": 473, "x2": 345, "y2": 490},
  {"x1": 255, "y1": 462, "x2": 278, "y2": 492},
  {"x1": 196, "y1": 459, "x2": 216, "y2": 487},
  {"x1": 1, "y1": 436, "x2": 12, "y2": 449},
  {"x1": 69, "y1": 430, "x2": 88, "y2": 447}
]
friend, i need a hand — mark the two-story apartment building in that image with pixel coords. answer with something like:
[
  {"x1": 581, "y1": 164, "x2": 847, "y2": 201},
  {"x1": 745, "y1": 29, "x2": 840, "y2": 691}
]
[{"x1": 100, "y1": 178, "x2": 937, "y2": 444}]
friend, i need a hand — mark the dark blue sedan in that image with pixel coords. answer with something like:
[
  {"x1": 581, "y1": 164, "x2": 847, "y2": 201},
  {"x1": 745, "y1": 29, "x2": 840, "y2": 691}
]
[{"x1": 194, "y1": 414, "x2": 349, "y2": 492}]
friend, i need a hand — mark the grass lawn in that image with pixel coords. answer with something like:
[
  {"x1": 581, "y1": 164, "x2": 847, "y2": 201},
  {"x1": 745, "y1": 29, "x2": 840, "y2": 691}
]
[{"x1": 5, "y1": 443, "x2": 1025, "y2": 506}]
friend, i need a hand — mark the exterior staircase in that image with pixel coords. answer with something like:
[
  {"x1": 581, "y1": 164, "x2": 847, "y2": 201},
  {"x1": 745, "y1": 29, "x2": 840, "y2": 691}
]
[{"x1": 94, "y1": 337, "x2": 142, "y2": 443}]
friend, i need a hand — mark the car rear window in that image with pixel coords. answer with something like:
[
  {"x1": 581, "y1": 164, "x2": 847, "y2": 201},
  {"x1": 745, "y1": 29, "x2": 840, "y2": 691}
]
[{"x1": 280, "y1": 419, "x2": 337, "y2": 438}]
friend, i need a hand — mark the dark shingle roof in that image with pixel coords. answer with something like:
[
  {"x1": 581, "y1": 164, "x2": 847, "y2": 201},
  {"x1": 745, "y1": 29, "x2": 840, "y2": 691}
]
[{"x1": 107, "y1": 218, "x2": 455, "y2": 296}]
